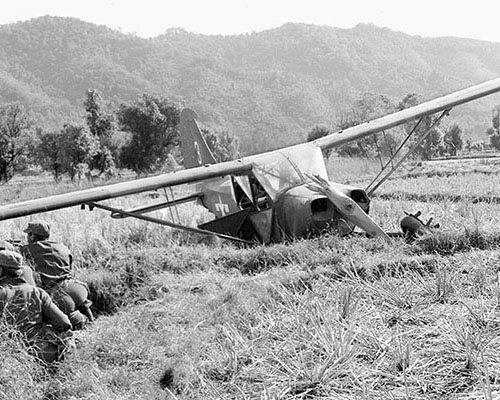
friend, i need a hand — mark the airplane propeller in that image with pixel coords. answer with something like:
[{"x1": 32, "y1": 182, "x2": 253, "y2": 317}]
[{"x1": 306, "y1": 174, "x2": 390, "y2": 241}]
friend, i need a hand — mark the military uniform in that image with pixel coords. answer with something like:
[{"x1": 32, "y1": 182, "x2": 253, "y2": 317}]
[
  {"x1": 0, "y1": 240, "x2": 35, "y2": 286},
  {"x1": 0, "y1": 250, "x2": 71, "y2": 364},
  {"x1": 21, "y1": 240, "x2": 72, "y2": 286},
  {"x1": 43, "y1": 278, "x2": 93, "y2": 330},
  {"x1": 21, "y1": 222, "x2": 94, "y2": 329}
]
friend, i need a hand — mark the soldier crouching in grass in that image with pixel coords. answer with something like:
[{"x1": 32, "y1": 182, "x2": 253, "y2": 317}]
[
  {"x1": 0, "y1": 249, "x2": 72, "y2": 364},
  {"x1": 0, "y1": 240, "x2": 35, "y2": 286},
  {"x1": 20, "y1": 221, "x2": 95, "y2": 330}
]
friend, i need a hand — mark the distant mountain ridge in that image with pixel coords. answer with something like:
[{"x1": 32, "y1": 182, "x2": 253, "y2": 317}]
[{"x1": 0, "y1": 16, "x2": 499, "y2": 153}]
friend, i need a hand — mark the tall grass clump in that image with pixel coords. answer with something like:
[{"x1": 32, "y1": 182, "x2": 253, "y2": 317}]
[
  {"x1": 414, "y1": 229, "x2": 500, "y2": 255},
  {"x1": 0, "y1": 325, "x2": 47, "y2": 400}
]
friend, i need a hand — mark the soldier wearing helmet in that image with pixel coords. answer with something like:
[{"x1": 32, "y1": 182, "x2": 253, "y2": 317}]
[
  {"x1": 0, "y1": 240, "x2": 35, "y2": 285},
  {"x1": 0, "y1": 249, "x2": 72, "y2": 363},
  {"x1": 21, "y1": 221, "x2": 94, "y2": 330}
]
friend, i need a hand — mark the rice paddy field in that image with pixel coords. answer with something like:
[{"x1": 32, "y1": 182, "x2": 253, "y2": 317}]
[{"x1": 2, "y1": 156, "x2": 500, "y2": 400}]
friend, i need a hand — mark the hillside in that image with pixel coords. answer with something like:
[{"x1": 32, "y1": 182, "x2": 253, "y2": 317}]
[{"x1": 0, "y1": 16, "x2": 500, "y2": 153}]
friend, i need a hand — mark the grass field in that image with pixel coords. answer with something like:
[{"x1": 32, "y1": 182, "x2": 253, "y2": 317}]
[{"x1": 2, "y1": 156, "x2": 500, "y2": 399}]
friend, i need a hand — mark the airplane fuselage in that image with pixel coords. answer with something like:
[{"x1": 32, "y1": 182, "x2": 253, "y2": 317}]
[{"x1": 198, "y1": 176, "x2": 371, "y2": 243}]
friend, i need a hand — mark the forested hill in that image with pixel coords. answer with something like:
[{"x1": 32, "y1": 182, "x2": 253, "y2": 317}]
[{"x1": 1, "y1": 16, "x2": 500, "y2": 154}]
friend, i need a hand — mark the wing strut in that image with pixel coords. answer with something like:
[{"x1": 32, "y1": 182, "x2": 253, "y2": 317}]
[
  {"x1": 365, "y1": 109, "x2": 451, "y2": 196},
  {"x1": 86, "y1": 202, "x2": 254, "y2": 245},
  {"x1": 163, "y1": 187, "x2": 181, "y2": 224},
  {"x1": 110, "y1": 193, "x2": 202, "y2": 219}
]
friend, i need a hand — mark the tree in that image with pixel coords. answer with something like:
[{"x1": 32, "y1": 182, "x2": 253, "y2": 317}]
[
  {"x1": 36, "y1": 131, "x2": 64, "y2": 181},
  {"x1": 443, "y1": 124, "x2": 463, "y2": 156},
  {"x1": 486, "y1": 105, "x2": 500, "y2": 151},
  {"x1": 119, "y1": 95, "x2": 180, "y2": 174},
  {"x1": 398, "y1": 93, "x2": 442, "y2": 160},
  {"x1": 335, "y1": 93, "x2": 396, "y2": 158},
  {"x1": 202, "y1": 128, "x2": 239, "y2": 162},
  {"x1": 420, "y1": 129, "x2": 442, "y2": 160},
  {"x1": 0, "y1": 103, "x2": 34, "y2": 182},
  {"x1": 84, "y1": 89, "x2": 117, "y2": 175},
  {"x1": 490, "y1": 133, "x2": 500, "y2": 151},
  {"x1": 58, "y1": 124, "x2": 99, "y2": 181}
]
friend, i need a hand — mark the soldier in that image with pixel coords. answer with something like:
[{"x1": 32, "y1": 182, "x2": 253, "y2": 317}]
[
  {"x1": 21, "y1": 221, "x2": 94, "y2": 329},
  {"x1": 0, "y1": 249, "x2": 72, "y2": 364},
  {"x1": 0, "y1": 240, "x2": 35, "y2": 285}
]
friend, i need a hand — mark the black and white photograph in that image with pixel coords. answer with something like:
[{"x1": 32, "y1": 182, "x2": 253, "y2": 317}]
[{"x1": 1, "y1": 1, "x2": 500, "y2": 398}]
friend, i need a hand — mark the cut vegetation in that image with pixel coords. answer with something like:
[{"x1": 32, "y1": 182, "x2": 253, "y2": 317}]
[{"x1": 1, "y1": 156, "x2": 500, "y2": 399}]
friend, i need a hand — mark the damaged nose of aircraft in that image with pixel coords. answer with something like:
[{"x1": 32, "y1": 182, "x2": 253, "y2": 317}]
[{"x1": 275, "y1": 184, "x2": 371, "y2": 239}]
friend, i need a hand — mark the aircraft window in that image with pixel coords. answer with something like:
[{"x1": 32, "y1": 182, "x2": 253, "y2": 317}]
[
  {"x1": 232, "y1": 177, "x2": 253, "y2": 209},
  {"x1": 250, "y1": 175, "x2": 270, "y2": 210},
  {"x1": 252, "y1": 144, "x2": 328, "y2": 201}
]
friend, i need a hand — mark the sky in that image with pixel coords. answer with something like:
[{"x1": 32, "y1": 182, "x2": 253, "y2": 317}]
[{"x1": 1, "y1": 0, "x2": 500, "y2": 43}]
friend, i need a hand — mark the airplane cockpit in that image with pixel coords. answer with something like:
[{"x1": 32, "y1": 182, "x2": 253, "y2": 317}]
[{"x1": 233, "y1": 175, "x2": 270, "y2": 211}]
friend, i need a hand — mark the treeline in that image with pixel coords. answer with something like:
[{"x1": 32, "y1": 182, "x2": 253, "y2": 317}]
[
  {"x1": 2, "y1": 87, "x2": 499, "y2": 184},
  {"x1": 0, "y1": 90, "x2": 238, "y2": 183},
  {"x1": 308, "y1": 92, "x2": 470, "y2": 160},
  {"x1": 307, "y1": 89, "x2": 500, "y2": 159}
]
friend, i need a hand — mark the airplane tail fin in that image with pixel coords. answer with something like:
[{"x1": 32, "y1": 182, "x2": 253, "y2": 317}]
[{"x1": 180, "y1": 108, "x2": 217, "y2": 169}]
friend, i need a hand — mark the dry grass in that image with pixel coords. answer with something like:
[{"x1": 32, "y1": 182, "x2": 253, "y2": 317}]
[{"x1": 2, "y1": 157, "x2": 500, "y2": 399}]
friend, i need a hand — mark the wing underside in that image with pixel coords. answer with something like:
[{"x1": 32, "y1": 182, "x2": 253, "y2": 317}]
[{"x1": 0, "y1": 162, "x2": 253, "y2": 221}]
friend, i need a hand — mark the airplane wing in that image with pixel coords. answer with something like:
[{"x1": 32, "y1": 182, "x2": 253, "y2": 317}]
[
  {"x1": 313, "y1": 77, "x2": 500, "y2": 150},
  {"x1": 0, "y1": 162, "x2": 252, "y2": 220},
  {"x1": 0, "y1": 77, "x2": 500, "y2": 223}
]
